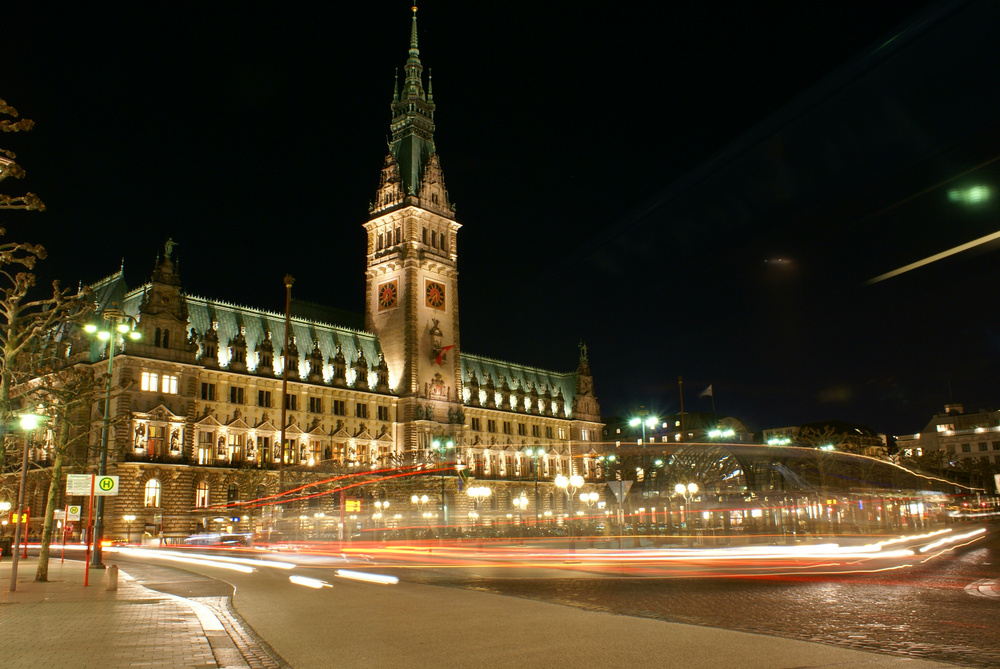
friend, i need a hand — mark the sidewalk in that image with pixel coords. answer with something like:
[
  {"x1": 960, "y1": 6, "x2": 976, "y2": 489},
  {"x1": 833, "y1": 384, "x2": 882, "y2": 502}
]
[{"x1": 0, "y1": 556, "x2": 243, "y2": 668}]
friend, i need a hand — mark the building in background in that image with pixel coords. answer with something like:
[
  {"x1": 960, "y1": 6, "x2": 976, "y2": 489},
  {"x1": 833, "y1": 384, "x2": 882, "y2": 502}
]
[{"x1": 22, "y1": 8, "x2": 602, "y2": 541}]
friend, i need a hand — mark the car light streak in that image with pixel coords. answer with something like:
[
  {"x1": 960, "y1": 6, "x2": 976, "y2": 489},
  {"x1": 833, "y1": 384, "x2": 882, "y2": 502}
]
[
  {"x1": 335, "y1": 569, "x2": 399, "y2": 585},
  {"x1": 289, "y1": 575, "x2": 332, "y2": 589},
  {"x1": 125, "y1": 548, "x2": 255, "y2": 573},
  {"x1": 118, "y1": 547, "x2": 294, "y2": 570},
  {"x1": 918, "y1": 528, "x2": 986, "y2": 553}
]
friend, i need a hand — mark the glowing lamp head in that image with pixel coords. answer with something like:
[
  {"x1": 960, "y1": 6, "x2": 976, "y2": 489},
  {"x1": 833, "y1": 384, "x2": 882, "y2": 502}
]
[
  {"x1": 687, "y1": 483, "x2": 698, "y2": 494},
  {"x1": 674, "y1": 483, "x2": 686, "y2": 495},
  {"x1": 117, "y1": 323, "x2": 131, "y2": 333},
  {"x1": 83, "y1": 323, "x2": 98, "y2": 333},
  {"x1": 569, "y1": 475, "x2": 584, "y2": 488},
  {"x1": 97, "y1": 331, "x2": 111, "y2": 341},
  {"x1": 628, "y1": 417, "x2": 640, "y2": 427},
  {"x1": 554, "y1": 474, "x2": 568, "y2": 489},
  {"x1": 18, "y1": 412, "x2": 45, "y2": 430}
]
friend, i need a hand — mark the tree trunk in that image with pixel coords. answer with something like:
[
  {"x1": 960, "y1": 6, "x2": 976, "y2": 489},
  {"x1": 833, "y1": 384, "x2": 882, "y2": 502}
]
[{"x1": 35, "y1": 417, "x2": 68, "y2": 582}]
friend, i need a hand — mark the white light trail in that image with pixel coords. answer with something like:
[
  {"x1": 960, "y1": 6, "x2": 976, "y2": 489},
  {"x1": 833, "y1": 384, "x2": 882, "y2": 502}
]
[
  {"x1": 126, "y1": 548, "x2": 255, "y2": 573},
  {"x1": 289, "y1": 575, "x2": 332, "y2": 589},
  {"x1": 335, "y1": 569, "x2": 399, "y2": 585},
  {"x1": 918, "y1": 528, "x2": 986, "y2": 553},
  {"x1": 118, "y1": 547, "x2": 293, "y2": 570}
]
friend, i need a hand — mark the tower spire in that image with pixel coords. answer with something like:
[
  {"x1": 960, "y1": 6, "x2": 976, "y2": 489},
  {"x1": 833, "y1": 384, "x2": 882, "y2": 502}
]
[{"x1": 374, "y1": 4, "x2": 439, "y2": 210}]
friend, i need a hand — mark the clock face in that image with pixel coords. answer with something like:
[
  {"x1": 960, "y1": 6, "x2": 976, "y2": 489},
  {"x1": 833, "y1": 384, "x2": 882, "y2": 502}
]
[
  {"x1": 377, "y1": 280, "x2": 398, "y2": 310},
  {"x1": 425, "y1": 281, "x2": 446, "y2": 310}
]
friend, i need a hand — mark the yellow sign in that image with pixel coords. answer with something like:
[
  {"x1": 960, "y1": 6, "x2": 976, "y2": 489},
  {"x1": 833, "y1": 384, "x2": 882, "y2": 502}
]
[{"x1": 345, "y1": 499, "x2": 362, "y2": 512}]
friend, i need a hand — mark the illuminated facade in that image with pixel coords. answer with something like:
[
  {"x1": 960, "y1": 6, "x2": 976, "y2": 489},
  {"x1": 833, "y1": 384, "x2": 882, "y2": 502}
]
[
  {"x1": 44, "y1": 9, "x2": 603, "y2": 540},
  {"x1": 896, "y1": 403, "x2": 1000, "y2": 466}
]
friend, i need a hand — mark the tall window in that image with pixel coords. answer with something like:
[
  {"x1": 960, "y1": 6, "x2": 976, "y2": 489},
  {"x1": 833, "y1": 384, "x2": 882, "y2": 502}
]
[
  {"x1": 230, "y1": 387, "x2": 245, "y2": 404},
  {"x1": 377, "y1": 405, "x2": 390, "y2": 421},
  {"x1": 201, "y1": 383, "x2": 216, "y2": 400},
  {"x1": 471, "y1": 417, "x2": 481, "y2": 431},
  {"x1": 198, "y1": 431, "x2": 213, "y2": 465},
  {"x1": 309, "y1": 397, "x2": 323, "y2": 413},
  {"x1": 333, "y1": 400, "x2": 346, "y2": 416},
  {"x1": 356, "y1": 403, "x2": 368, "y2": 418},
  {"x1": 195, "y1": 481, "x2": 209, "y2": 508},
  {"x1": 258, "y1": 390, "x2": 272, "y2": 407},
  {"x1": 227, "y1": 484, "x2": 239, "y2": 505},
  {"x1": 285, "y1": 395, "x2": 297, "y2": 411},
  {"x1": 147, "y1": 425, "x2": 165, "y2": 457},
  {"x1": 144, "y1": 479, "x2": 161, "y2": 507}
]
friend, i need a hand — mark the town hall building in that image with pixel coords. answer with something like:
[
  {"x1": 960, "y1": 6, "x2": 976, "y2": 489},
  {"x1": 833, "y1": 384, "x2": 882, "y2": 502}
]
[{"x1": 32, "y1": 8, "x2": 603, "y2": 541}]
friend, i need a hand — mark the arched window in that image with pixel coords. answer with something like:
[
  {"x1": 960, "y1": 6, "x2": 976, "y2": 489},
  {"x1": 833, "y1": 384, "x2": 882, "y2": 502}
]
[
  {"x1": 227, "y1": 484, "x2": 239, "y2": 505},
  {"x1": 195, "y1": 481, "x2": 209, "y2": 508},
  {"x1": 162, "y1": 329, "x2": 170, "y2": 348},
  {"x1": 144, "y1": 479, "x2": 161, "y2": 507},
  {"x1": 154, "y1": 327, "x2": 162, "y2": 347},
  {"x1": 255, "y1": 484, "x2": 266, "y2": 501}
]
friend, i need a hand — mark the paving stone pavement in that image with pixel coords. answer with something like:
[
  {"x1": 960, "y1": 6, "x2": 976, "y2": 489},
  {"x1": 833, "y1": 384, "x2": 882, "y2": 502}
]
[{"x1": 0, "y1": 556, "x2": 258, "y2": 668}]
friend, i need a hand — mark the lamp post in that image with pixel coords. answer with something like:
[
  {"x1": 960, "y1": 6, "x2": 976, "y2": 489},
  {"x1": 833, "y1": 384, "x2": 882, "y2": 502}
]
[
  {"x1": 123, "y1": 514, "x2": 136, "y2": 544},
  {"x1": 84, "y1": 308, "x2": 140, "y2": 569},
  {"x1": 554, "y1": 474, "x2": 584, "y2": 550},
  {"x1": 512, "y1": 493, "x2": 528, "y2": 544},
  {"x1": 523, "y1": 447, "x2": 543, "y2": 527},
  {"x1": 467, "y1": 485, "x2": 491, "y2": 537},
  {"x1": 9, "y1": 410, "x2": 48, "y2": 592},
  {"x1": 629, "y1": 411, "x2": 658, "y2": 495},
  {"x1": 411, "y1": 494, "x2": 430, "y2": 534},
  {"x1": 674, "y1": 482, "x2": 699, "y2": 538},
  {"x1": 431, "y1": 436, "x2": 455, "y2": 534},
  {"x1": 374, "y1": 500, "x2": 389, "y2": 541}
]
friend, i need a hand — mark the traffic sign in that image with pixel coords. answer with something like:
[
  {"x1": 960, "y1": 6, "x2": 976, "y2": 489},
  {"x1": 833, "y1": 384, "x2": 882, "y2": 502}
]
[
  {"x1": 94, "y1": 475, "x2": 119, "y2": 496},
  {"x1": 66, "y1": 474, "x2": 93, "y2": 496},
  {"x1": 606, "y1": 481, "x2": 632, "y2": 503},
  {"x1": 67, "y1": 505, "x2": 82, "y2": 521}
]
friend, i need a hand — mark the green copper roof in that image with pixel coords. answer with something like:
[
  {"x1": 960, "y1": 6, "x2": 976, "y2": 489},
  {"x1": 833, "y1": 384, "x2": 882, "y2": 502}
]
[
  {"x1": 120, "y1": 286, "x2": 385, "y2": 389},
  {"x1": 388, "y1": 5, "x2": 436, "y2": 197},
  {"x1": 460, "y1": 353, "x2": 578, "y2": 419}
]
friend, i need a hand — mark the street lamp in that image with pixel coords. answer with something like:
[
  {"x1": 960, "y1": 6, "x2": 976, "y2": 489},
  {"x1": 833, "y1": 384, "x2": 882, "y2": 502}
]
[
  {"x1": 512, "y1": 493, "x2": 528, "y2": 542},
  {"x1": 123, "y1": 514, "x2": 136, "y2": 544},
  {"x1": 554, "y1": 474, "x2": 584, "y2": 549},
  {"x1": 84, "y1": 307, "x2": 140, "y2": 569},
  {"x1": 0, "y1": 501, "x2": 10, "y2": 537},
  {"x1": 522, "y1": 447, "x2": 544, "y2": 522},
  {"x1": 630, "y1": 411, "x2": 658, "y2": 496},
  {"x1": 467, "y1": 486, "x2": 491, "y2": 535},
  {"x1": 411, "y1": 494, "x2": 430, "y2": 533},
  {"x1": 674, "y1": 482, "x2": 699, "y2": 533},
  {"x1": 628, "y1": 412, "x2": 658, "y2": 446},
  {"x1": 374, "y1": 500, "x2": 389, "y2": 541},
  {"x1": 431, "y1": 436, "x2": 455, "y2": 531},
  {"x1": 9, "y1": 410, "x2": 48, "y2": 592}
]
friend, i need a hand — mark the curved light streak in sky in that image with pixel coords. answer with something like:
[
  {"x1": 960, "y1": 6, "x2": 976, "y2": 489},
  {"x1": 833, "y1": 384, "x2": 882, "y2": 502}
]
[{"x1": 867, "y1": 229, "x2": 1000, "y2": 285}]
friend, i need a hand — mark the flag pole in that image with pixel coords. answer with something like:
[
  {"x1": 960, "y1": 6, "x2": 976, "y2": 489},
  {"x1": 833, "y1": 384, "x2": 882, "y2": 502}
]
[{"x1": 678, "y1": 376, "x2": 684, "y2": 443}]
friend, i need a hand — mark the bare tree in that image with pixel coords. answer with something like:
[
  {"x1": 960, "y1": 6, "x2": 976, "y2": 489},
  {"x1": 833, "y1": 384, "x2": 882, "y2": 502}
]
[
  {"x1": 31, "y1": 366, "x2": 99, "y2": 581},
  {"x1": 0, "y1": 237, "x2": 80, "y2": 469},
  {"x1": 0, "y1": 98, "x2": 44, "y2": 213}
]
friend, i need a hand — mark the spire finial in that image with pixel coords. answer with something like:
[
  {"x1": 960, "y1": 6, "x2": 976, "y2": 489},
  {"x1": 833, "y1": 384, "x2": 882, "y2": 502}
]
[{"x1": 410, "y1": 5, "x2": 419, "y2": 55}]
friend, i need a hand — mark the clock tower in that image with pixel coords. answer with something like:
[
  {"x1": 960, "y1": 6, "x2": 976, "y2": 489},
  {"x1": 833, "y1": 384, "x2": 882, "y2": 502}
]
[{"x1": 364, "y1": 7, "x2": 462, "y2": 452}]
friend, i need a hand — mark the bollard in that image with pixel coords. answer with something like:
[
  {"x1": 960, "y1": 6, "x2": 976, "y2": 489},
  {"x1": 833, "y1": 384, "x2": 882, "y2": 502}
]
[{"x1": 106, "y1": 563, "x2": 119, "y2": 591}]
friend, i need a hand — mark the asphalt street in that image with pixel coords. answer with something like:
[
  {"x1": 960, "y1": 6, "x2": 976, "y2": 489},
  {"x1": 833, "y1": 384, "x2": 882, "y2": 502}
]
[{"x1": 108, "y1": 531, "x2": 1000, "y2": 668}]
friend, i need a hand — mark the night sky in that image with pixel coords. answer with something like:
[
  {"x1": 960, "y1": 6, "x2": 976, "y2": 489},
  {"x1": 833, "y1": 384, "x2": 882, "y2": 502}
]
[{"x1": 3, "y1": 2, "x2": 999, "y2": 436}]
